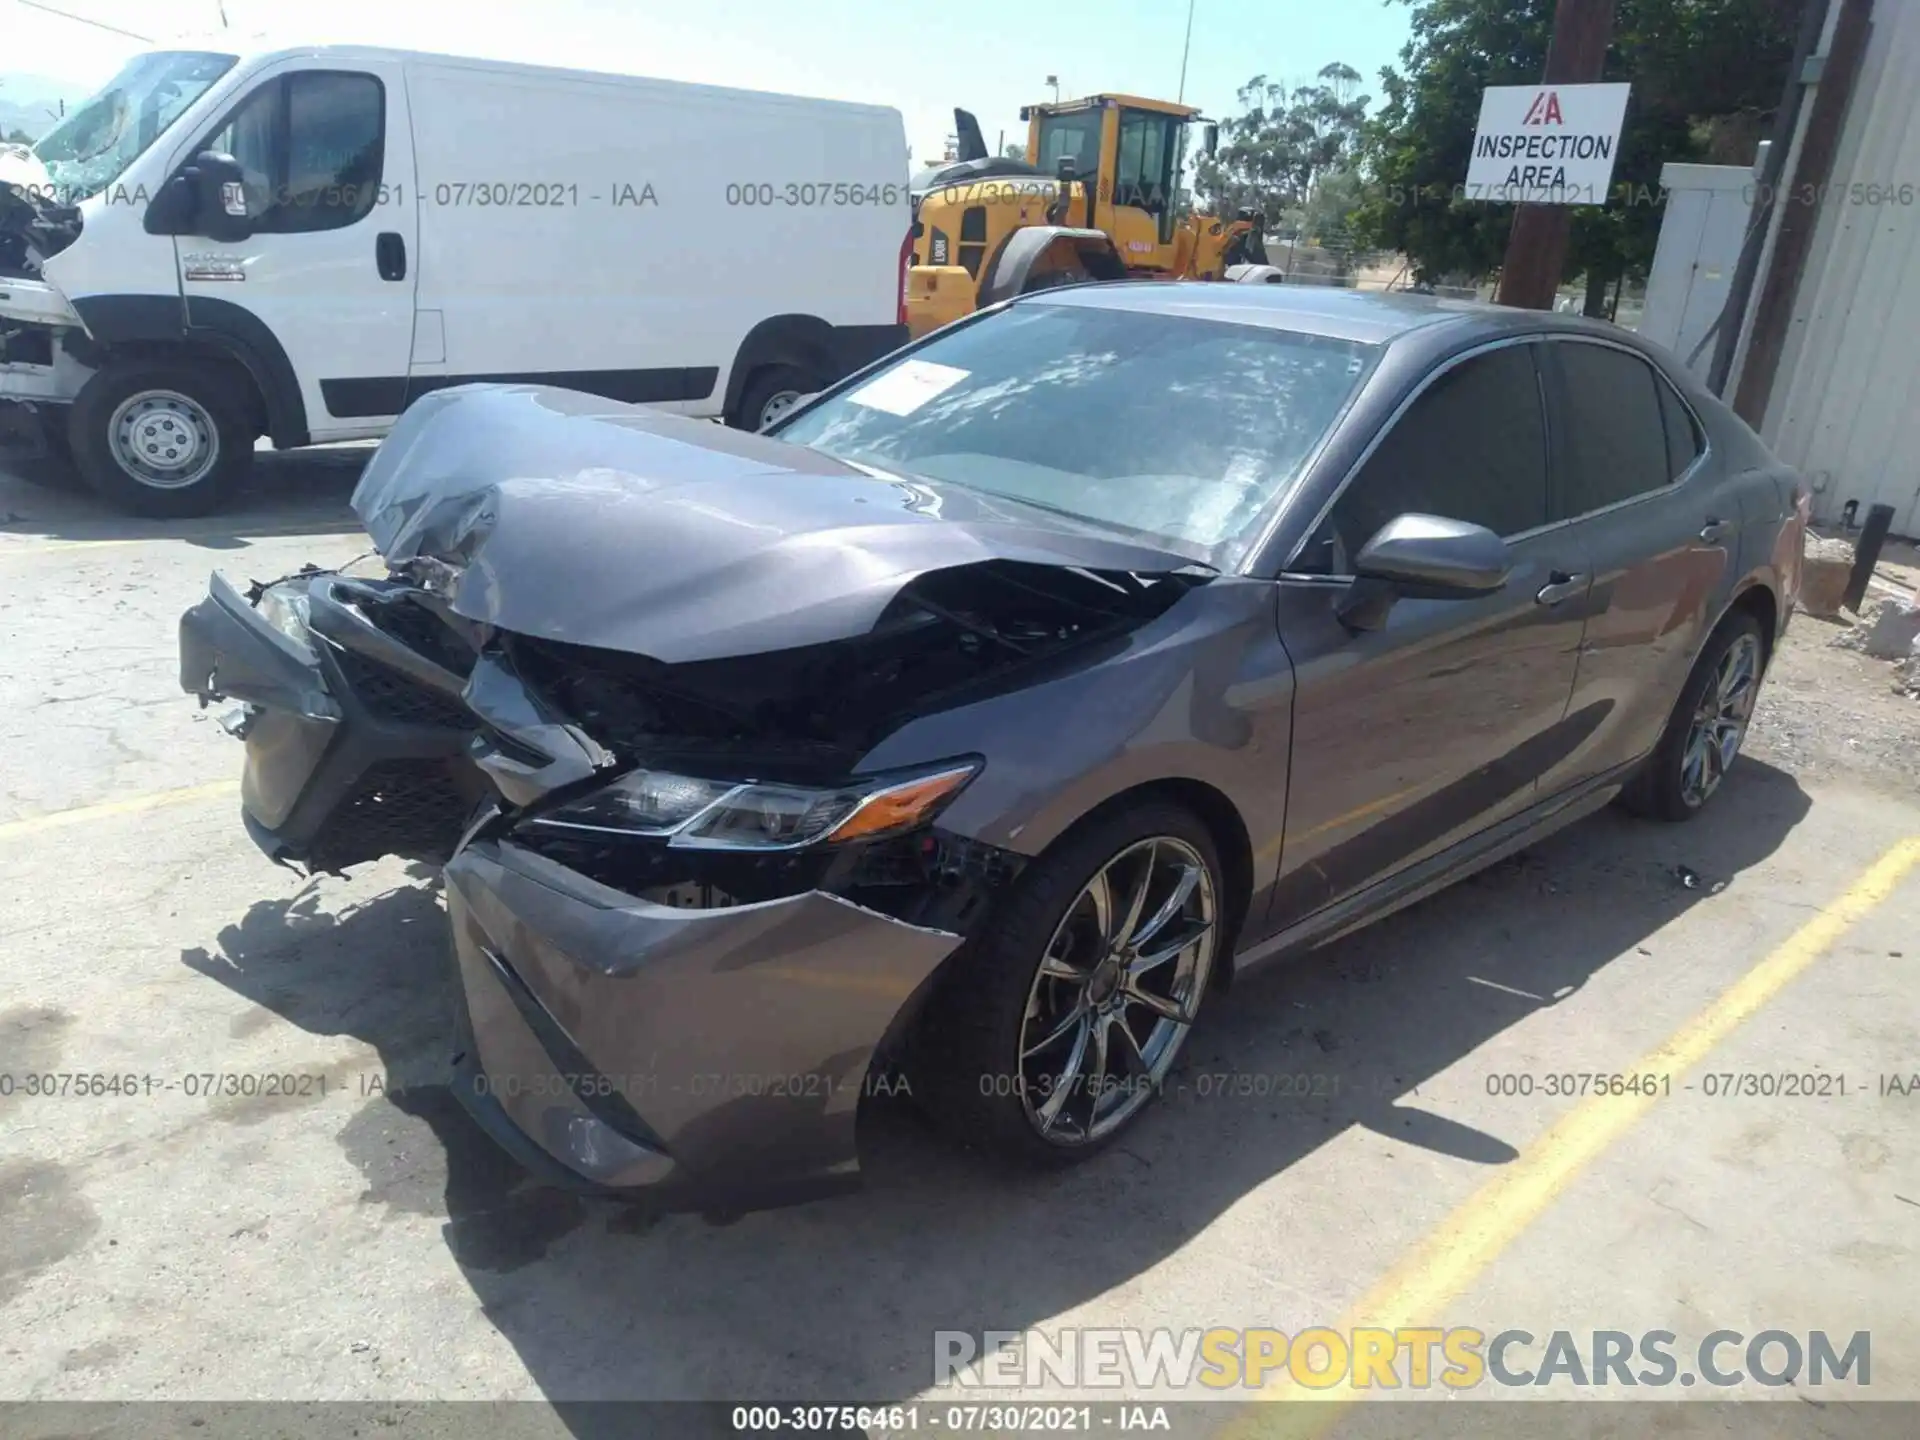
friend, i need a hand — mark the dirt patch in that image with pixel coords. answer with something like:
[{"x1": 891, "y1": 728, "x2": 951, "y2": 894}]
[
  {"x1": 1748, "y1": 617, "x2": 1920, "y2": 799},
  {"x1": 0, "y1": 1160, "x2": 100, "y2": 1307}
]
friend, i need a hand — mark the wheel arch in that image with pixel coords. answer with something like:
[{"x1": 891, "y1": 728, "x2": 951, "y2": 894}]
[
  {"x1": 67, "y1": 293, "x2": 306, "y2": 446},
  {"x1": 978, "y1": 227, "x2": 1128, "y2": 309},
  {"x1": 1026, "y1": 776, "x2": 1256, "y2": 985},
  {"x1": 1727, "y1": 578, "x2": 1781, "y2": 663},
  {"x1": 722, "y1": 314, "x2": 840, "y2": 423}
]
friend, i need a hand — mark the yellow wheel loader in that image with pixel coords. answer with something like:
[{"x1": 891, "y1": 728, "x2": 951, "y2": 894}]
[{"x1": 905, "y1": 95, "x2": 1271, "y2": 339}]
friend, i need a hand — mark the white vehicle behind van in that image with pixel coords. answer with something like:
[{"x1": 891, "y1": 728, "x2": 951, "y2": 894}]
[{"x1": 0, "y1": 44, "x2": 911, "y2": 515}]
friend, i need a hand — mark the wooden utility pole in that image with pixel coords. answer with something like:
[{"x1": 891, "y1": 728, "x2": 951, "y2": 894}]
[{"x1": 1494, "y1": 0, "x2": 1619, "y2": 309}]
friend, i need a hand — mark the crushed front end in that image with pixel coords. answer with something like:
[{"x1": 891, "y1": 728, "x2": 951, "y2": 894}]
[{"x1": 181, "y1": 384, "x2": 1211, "y2": 1211}]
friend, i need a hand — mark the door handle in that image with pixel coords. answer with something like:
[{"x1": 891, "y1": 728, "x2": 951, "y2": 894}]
[
  {"x1": 1699, "y1": 516, "x2": 1736, "y2": 545},
  {"x1": 1535, "y1": 571, "x2": 1587, "y2": 606},
  {"x1": 375, "y1": 231, "x2": 406, "y2": 282}
]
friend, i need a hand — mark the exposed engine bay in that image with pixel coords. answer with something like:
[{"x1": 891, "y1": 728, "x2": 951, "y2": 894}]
[
  {"x1": 179, "y1": 384, "x2": 1216, "y2": 946},
  {"x1": 0, "y1": 149, "x2": 82, "y2": 280}
]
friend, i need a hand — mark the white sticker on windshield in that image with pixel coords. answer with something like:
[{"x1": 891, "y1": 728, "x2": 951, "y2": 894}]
[{"x1": 845, "y1": 360, "x2": 971, "y2": 416}]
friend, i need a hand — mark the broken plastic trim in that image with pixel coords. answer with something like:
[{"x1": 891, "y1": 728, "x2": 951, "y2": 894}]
[{"x1": 504, "y1": 559, "x2": 1206, "y2": 775}]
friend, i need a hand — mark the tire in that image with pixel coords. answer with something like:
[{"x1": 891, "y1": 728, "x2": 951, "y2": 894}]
[
  {"x1": 68, "y1": 360, "x2": 254, "y2": 518},
  {"x1": 1620, "y1": 609, "x2": 1767, "y2": 822},
  {"x1": 916, "y1": 800, "x2": 1225, "y2": 1167},
  {"x1": 732, "y1": 364, "x2": 816, "y2": 432}
]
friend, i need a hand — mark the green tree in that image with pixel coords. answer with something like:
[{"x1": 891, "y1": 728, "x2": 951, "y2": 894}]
[
  {"x1": 1002, "y1": 140, "x2": 1030, "y2": 162},
  {"x1": 1195, "y1": 63, "x2": 1370, "y2": 230},
  {"x1": 4, "y1": 127, "x2": 35, "y2": 145},
  {"x1": 1352, "y1": 0, "x2": 1802, "y2": 303}
]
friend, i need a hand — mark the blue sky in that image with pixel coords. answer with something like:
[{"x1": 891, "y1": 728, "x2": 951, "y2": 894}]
[{"x1": 8, "y1": 0, "x2": 1414, "y2": 161}]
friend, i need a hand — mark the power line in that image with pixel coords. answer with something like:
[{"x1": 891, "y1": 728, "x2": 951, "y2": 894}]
[{"x1": 13, "y1": 0, "x2": 153, "y2": 41}]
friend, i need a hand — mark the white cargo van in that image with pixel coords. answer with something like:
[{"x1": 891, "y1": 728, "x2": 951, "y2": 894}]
[{"x1": 0, "y1": 43, "x2": 911, "y2": 515}]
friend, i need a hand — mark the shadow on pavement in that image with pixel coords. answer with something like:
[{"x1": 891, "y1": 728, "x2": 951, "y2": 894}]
[
  {"x1": 181, "y1": 761, "x2": 1812, "y2": 1411},
  {"x1": 0, "y1": 445, "x2": 371, "y2": 547}
]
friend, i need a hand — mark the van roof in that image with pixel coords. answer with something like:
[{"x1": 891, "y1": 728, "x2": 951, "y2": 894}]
[{"x1": 139, "y1": 39, "x2": 904, "y2": 120}]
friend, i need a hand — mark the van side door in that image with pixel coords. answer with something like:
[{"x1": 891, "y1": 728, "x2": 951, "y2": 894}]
[{"x1": 170, "y1": 58, "x2": 419, "y2": 442}]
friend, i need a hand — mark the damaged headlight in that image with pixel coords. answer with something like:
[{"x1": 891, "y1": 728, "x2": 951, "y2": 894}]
[
  {"x1": 525, "y1": 760, "x2": 980, "y2": 851},
  {"x1": 255, "y1": 581, "x2": 317, "y2": 663}
]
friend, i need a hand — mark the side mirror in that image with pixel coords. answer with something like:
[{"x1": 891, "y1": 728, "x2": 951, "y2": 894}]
[
  {"x1": 1204, "y1": 122, "x2": 1220, "y2": 156},
  {"x1": 142, "y1": 174, "x2": 197, "y2": 235},
  {"x1": 1338, "y1": 513, "x2": 1512, "y2": 630},
  {"x1": 189, "y1": 151, "x2": 253, "y2": 242},
  {"x1": 1054, "y1": 156, "x2": 1077, "y2": 184}
]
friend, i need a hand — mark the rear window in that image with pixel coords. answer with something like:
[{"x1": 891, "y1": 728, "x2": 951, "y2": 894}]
[
  {"x1": 1554, "y1": 342, "x2": 1674, "y2": 516},
  {"x1": 774, "y1": 301, "x2": 1379, "y2": 568}
]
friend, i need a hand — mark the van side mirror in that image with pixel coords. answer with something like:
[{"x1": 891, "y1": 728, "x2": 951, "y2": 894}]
[{"x1": 189, "y1": 151, "x2": 253, "y2": 242}]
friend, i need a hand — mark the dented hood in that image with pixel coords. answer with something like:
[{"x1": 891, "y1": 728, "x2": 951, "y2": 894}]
[{"x1": 351, "y1": 384, "x2": 1201, "y2": 663}]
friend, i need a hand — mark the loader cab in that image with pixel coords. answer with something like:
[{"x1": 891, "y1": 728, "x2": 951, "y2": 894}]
[{"x1": 1023, "y1": 95, "x2": 1198, "y2": 268}]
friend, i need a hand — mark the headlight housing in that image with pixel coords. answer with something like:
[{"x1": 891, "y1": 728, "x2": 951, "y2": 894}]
[
  {"x1": 255, "y1": 580, "x2": 317, "y2": 663},
  {"x1": 523, "y1": 760, "x2": 981, "y2": 851}
]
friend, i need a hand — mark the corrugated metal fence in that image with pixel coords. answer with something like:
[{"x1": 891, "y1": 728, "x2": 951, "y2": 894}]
[{"x1": 1762, "y1": 0, "x2": 1920, "y2": 532}]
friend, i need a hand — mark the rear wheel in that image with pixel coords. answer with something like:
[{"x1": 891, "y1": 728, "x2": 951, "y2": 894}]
[
  {"x1": 919, "y1": 801, "x2": 1223, "y2": 1165},
  {"x1": 733, "y1": 364, "x2": 816, "y2": 432},
  {"x1": 1621, "y1": 610, "x2": 1766, "y2": 821},
  {"x1": 69, "y1": 360, "x2": 254, "y2": 517}
]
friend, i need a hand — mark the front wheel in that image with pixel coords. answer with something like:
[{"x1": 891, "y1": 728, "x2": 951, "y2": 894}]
[
  {"x1": 69, "y1": 360, "x2": 254, "y2": 517},
  {"x1": 918, "y1": 801, "x2": 1224, "y2": 1165},
  {"x1": 1620, "y1": 610, "x2": 1767, "y2": 821}
]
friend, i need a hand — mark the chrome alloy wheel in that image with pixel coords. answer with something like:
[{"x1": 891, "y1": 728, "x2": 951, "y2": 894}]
[
  {"x1": 108, "y1": 389, "x2": 219, "y2": 489},
  {"x1": 1680, "y1": 632, "x2": 1762, "y2": 808},
  {"x1": 1017, "y1": 836, "x2": 1217, "y2": 1145}
]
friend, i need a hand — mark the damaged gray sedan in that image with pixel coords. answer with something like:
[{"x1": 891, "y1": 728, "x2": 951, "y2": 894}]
[{"x1": 179, "y1": 285, "x2": 1805, "y2": 1212}]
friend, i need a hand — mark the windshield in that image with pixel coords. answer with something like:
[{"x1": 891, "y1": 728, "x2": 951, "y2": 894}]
[
  {"x1": 34, "y1": 51, "x2": 238, "y2": 203},
  {"x1": 774, "y1": 301, "x2": 1378, "y2": 569}
]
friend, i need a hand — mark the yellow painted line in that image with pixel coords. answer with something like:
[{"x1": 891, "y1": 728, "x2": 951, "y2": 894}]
[
  {"x1": 0, "y1": 780, "x2": 239, "y2": 841},
  {"x1": 1224, "y1": 833, "x2": 1920, "y2": 1439},
  {"x1": 0, "y1": 522, "x2": 363, "y2": 559}
]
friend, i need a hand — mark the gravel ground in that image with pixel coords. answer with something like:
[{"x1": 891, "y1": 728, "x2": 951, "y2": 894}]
[{"x1": 1748, "y1": 607, "x2": 1920, "y2": 797}]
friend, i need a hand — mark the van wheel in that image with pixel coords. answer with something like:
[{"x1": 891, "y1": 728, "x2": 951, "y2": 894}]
[
  {"x1": 734, "y1": 365, "x2": 815, "y2": 432},
  {"x1": 69, "y1": 361, "x2": 253, "y2": 518}
]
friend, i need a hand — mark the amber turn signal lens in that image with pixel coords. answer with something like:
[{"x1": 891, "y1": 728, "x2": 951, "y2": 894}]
[{"x1": 825, "y1": 765, "x2": 978, "y2": 843}]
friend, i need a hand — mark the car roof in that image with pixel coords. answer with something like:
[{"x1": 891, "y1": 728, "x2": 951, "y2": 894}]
[{"x1": 1024, "y1": 281, "x2": 1611, "y2": 349}]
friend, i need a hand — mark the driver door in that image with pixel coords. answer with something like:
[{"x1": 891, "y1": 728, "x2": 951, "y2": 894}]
[
  {"x1": 171, "y1": 59, "x2": 418, "y2": 441},
  {"x1": 1270, "y1": 341, "x2": 1589, "y2": 921}
]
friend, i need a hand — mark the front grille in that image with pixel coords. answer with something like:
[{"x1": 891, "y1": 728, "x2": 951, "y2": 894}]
[
  {"x1": 330, "y1": 645, "x2": 475, "y2": 730},
  {"x1": 361, "y1": 597, "x2": 476, "y2": 678},
  {"x1": 306, "y1": 760, "x2": 472, "y2": 871}
]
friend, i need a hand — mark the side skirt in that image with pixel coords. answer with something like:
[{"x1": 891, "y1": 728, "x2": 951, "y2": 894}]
[{"x1": 1233, "y1": 759, "x2": 1644, "y2": 977}]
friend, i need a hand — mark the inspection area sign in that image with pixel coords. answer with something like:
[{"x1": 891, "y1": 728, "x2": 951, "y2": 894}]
[{"x1": 1465, "y1": 83, "x2": 1632, "y2": 204}]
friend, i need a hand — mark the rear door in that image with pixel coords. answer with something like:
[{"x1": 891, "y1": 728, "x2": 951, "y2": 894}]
[
  {"x1": 1272, "y1": 341, "x2": 1588, "y2": 919},
  {"x1": 175, "y1": 59, "x2": 418, "y2": 441},
  {"x1": 1538, "y1": 338, "x2": 1743, "y2": 790}
]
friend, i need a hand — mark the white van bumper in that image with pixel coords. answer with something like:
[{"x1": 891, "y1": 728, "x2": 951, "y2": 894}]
[{"x1": 0, "y1": 280, "x2": 94, "y2": 454}]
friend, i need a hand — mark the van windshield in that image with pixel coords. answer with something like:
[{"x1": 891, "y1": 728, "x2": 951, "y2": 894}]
[{"x1": 35, "y1": 51, "x2": 237, "y2": 203}]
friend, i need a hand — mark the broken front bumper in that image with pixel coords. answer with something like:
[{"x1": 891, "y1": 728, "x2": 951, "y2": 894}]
[
  {"x1": 444, "y1": 838, "x2": 961, "y2": 1209},
  {"x1": 178, "y1": 572, "x2": 479, "y2": 868}
]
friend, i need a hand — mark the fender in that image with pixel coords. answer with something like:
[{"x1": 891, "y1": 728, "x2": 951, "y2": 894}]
[
  {"x1": 68, "y1": 292, "x2": 309, "y2": 447},
  {"x1": 978, "y1": 227, "x2": 1128, "y2": 309}
]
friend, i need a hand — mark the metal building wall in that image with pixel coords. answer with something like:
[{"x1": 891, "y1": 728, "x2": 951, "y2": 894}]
[{"x1": 1761, "y1": 0, "x2": 1920, "y2": 532}]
